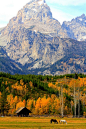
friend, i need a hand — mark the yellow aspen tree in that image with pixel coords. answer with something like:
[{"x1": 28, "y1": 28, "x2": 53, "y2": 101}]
[
  {"x1": 64, "y1": 106, "x2": 68, "y2": 115},
  {"x1": 13, "y1": 96, "x2": 18, "y2": 107},
  {"x1": 54, "y1": 98, "x2": 60, "y2": 114},
  {"x1": 5, "y1": 81, "x2": 8, "y2": 85},
  {"x1": 27, "y1": 99, "x2": 33, "y2": 110},
  {"x1": 7, "y1": 94, "x2": 14, "y2": 115},
  {"x1": 35, "y1": 97, "x2": 41, "y2": 115},
  {"x1": 45, "y1": 97, "x2": 51, "y2": 114},
  {"x1": 27, "y1": 99, "x2": 35, "y2": 114},
  {"x1": 0, "y1": 92, "x2": 2, "y2": 98},
  {"x1": 39, "y1": 96, "x2": 51, "y2": 114},
  {"x1": 20, "y1": 79, "x2": 24, "y2": 86},
  {"x1": 23, "y1": 99, "x2": 26, "y2": 107},
  {"x1": 16, "y1": 101, "x2": 25, "y2": 110},
  {"x1": 48, "y1": 82, "x2": 53, "y2": 87},
  {"x1": 29, "y1": 81, "x2": 33, "y2": 88},
  {"x1": 50, "y1": 94, "x2": 57, "y2": 103}
]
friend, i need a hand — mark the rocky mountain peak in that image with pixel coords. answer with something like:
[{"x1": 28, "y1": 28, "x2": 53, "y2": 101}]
[
  {"x1": 73, "y1": 14, "x2": 86, "y2": 23},
  {"x1": 62, "y1": 13, "x2": 86, "y2": 41},
  {"x1": 80, "y1": 14, "x2": 85, "y2": 18},
  {"x1": 2, "y1": 0, "x2": 59, "y2": 37},
  {"x1": 30, "y1": 0, "x2": 46, "y2": 4},
  {"x1": 1, "y1": 0, "x2": 68, "y2": 46},
  {"x1": 28, "y1": 0, "x2": 46, "y2": 4},
  {"x1": 8, "y1": 0, "x2": 52, "y2": 26},
  {"x1": 17, "y1": 0, "x2": 52, "y2": 24}
]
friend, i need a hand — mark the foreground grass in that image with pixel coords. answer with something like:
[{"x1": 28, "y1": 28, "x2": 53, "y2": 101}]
[{"x1": 0, "y1": 116, "x2": 86, "y2": 129}]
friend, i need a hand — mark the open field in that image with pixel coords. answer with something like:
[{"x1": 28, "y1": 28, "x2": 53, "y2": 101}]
[{"x1": 0, "y1": 116, "x2": 86, "y2": 129}]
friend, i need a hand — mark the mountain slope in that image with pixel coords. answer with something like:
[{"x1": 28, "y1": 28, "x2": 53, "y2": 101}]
[
  {"x1": 0, "y1": 46, "x2": 26, "y2": 74},
  {"x1": 23, "y1": 38, "x2": 86, "y2": 75}
]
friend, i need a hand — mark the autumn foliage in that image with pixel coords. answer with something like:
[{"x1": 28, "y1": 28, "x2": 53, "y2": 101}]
[{"x1": 0, "y1": 73, "x2": 86, "y2": 116}]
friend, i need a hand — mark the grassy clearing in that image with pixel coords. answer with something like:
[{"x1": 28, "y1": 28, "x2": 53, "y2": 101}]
[{"x1": 0, "y1": 117, "x2": 86, "y2": 129}]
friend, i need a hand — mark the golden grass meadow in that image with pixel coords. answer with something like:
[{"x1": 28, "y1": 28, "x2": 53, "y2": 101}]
[{"x1": 0, "y1": 116, "x2": 86, "y2": 129}]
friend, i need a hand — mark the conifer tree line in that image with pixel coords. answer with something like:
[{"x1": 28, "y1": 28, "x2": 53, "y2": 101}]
[{"x1": 0, "y1": 72, "x2": 86, "y2": 117}]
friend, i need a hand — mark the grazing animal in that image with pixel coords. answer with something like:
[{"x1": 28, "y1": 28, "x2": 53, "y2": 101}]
[
  {"x1": 59, "y1": 120, "x2": 67, "y2": 124},
  {"x1": 50, "y1": 119, "x2": 58, "y2": 124}
]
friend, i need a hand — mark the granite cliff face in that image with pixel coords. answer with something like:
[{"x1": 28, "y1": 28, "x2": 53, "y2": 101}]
[{"x1": 0, "y1": 0, "x2": 86, "y2": 75}]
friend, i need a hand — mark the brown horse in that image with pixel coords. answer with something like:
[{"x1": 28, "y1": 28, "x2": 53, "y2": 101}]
[{"x1": 50, "y1": 119, "x2": 58, "y2": 124}]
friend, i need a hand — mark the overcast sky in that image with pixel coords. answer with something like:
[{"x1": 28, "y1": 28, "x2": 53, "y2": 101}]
[{"x1": 0, "y1": 0, "x2": 86, "y2": 27}]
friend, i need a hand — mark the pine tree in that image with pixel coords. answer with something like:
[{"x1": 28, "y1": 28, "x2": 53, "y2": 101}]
[{"x1": 0, "y1": 91, "x2": 10, "y2": 116}]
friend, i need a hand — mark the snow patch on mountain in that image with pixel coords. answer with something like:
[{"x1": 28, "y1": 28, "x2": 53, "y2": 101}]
[{"x1": 38, "y1": 0, "x2": 45, "y2": 5}]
